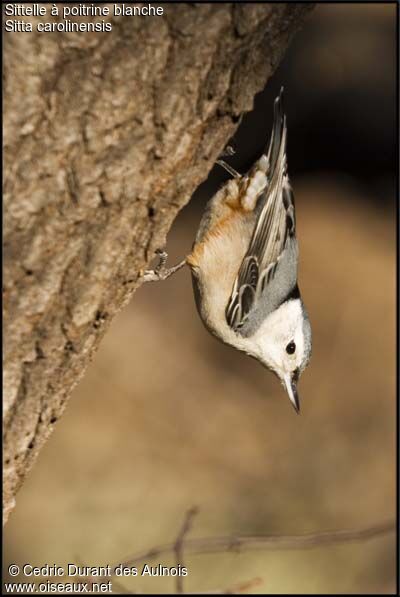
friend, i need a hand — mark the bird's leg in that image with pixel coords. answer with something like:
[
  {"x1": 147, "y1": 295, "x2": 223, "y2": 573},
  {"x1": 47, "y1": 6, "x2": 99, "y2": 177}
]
[
  {"x1": 142, "y1": 249, "x2": 186, "y2": 282},
  {"x1": 216, "y1": 144, "x2": 241, "y2": 179},
  {"x1": 216, "y1": 160, "x2": 241, "y2": 179}
]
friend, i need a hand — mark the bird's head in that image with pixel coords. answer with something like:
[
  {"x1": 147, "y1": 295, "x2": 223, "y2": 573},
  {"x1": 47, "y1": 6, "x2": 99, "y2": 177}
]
[{"x1": 252, "y1": 298, "x2": 312, "y2": 412}]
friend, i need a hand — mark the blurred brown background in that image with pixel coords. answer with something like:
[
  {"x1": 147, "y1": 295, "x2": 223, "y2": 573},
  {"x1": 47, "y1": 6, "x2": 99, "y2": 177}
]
[{"x1": 4, "y1": 4, "x2": 396, "y2": 594}]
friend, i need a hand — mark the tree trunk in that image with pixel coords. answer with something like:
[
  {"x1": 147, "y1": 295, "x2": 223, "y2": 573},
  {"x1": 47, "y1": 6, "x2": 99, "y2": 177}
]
[{"x1": 3, "y1": 3, "x2": 314, "y2": 524}]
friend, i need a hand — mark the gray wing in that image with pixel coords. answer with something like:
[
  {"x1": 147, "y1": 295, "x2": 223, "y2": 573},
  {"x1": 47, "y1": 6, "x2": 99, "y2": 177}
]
[{"x1": 226, "y1": 90, "x2": 297, "y2": 333}]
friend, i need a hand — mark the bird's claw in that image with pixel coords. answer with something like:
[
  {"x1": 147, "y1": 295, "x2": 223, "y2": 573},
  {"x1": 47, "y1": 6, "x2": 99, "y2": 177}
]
[
  {"x1": 216, "y1": 145, "x2": 241, "y2": 179},
  {"x1": 219, "y1": 145, "x2": 236, "y2": 158},
  {"x1": 142, "y1": 249, "x2": 186, "y2": 283},
  {"x1": 154, "y1": 249, "x2": 168, "y2": 274}
]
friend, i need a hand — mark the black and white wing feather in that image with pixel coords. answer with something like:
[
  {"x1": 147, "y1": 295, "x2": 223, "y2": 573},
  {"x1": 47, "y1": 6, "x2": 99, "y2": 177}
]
[{"x1": 226, "y1": 90, "x2": 296, "y2": 332}]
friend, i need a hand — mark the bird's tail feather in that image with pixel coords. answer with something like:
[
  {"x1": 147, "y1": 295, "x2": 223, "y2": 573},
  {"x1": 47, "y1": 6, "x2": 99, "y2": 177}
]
[{"x1": 265, "y1": 87, "x2": 287, "y2": 180}]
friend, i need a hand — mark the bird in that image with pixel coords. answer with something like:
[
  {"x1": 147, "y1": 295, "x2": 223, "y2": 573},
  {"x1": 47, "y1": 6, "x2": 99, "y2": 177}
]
[
  {"x1": 185, "y1": 88, "x2": 312, "y2": 412},
  {"x1": 143, "y1": 88, "x2": 311, "y2": 412}
]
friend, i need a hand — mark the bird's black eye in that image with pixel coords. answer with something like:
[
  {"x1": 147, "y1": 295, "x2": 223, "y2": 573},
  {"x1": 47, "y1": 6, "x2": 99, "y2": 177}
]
[{"x1": 286, "y1": 341, "x2": 296, "y2": 355}]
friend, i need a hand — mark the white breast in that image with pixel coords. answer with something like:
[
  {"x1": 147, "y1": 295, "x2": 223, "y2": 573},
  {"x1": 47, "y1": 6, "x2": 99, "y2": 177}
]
[{"x1": 192, "y1": 213, "x2": 253, "y2": 349}]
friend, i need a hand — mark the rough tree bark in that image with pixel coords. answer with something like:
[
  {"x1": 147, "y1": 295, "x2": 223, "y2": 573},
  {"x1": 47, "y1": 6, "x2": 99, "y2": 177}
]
[{"x1": 3, "y1": 3, "x2": 314, "y2": 523}]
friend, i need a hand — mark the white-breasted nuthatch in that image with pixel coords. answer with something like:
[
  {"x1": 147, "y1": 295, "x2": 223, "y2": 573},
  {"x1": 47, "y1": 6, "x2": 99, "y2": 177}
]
[
  {"x1": 186, "y1": 89, "x2": 311, "y2": 412},
  {"x1": 144, "y1": 89, "x2": 311, "y2": 412}
]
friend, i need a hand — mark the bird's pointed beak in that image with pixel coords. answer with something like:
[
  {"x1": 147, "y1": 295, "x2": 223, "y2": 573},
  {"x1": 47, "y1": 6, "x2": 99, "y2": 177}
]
[{"x1": 283, "y1": 373, "x2": 300, "y2": 413}]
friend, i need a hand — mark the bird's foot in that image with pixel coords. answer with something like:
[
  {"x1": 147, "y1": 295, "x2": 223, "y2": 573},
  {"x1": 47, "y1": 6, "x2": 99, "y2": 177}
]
[
  {"x1": 142, "y1": 249, "x2": 186, "y2": 282},
  {"x1": 220, "y1": 145, "x2": 236, "y2": 158},
  {"x1": 216, "y1": 145, "x2": 241, "y2": 179}
]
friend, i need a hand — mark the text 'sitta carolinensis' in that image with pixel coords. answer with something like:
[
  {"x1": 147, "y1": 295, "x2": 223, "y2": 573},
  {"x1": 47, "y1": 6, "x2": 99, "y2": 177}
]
[{"x1": 186, "y1": 89, "x2": 312, "y2": 412}]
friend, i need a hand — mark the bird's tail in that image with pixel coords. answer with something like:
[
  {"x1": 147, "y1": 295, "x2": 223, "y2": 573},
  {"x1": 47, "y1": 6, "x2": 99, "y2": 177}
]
[{"x1": 265, "y1": 87, "x2": 287, "y2": 180}]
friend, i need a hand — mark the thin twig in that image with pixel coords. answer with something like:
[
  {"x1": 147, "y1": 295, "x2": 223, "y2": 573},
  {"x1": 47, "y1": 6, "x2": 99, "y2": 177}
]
[
  {"x1": 114, "y1": 519, "x2": 395, "y2": 571},
  {"x1": 174, "y1": 507, "x2": 199, "y2": 594}
]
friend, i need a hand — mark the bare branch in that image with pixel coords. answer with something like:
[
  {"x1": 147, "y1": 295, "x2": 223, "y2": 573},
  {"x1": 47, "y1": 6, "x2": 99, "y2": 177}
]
[
  {"x1": 174, "y1": 507, "x2": 199, "y2": 594},
  {"x1": 114, "y1": 519, "x2": 395, "y2": 571}
]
